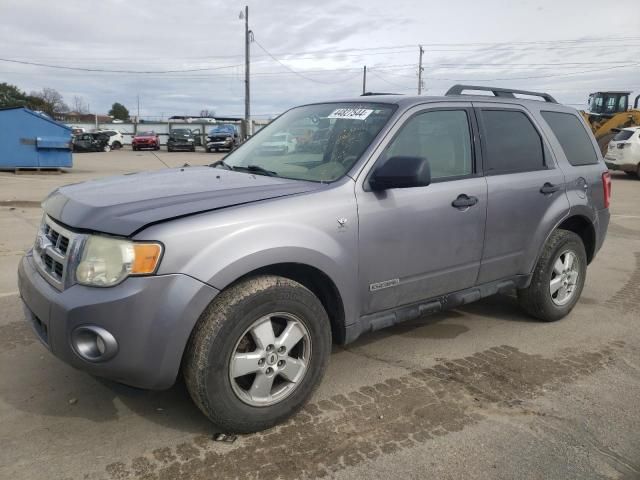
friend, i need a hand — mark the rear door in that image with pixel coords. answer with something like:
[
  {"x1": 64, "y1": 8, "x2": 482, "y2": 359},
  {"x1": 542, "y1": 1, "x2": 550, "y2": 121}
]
[{"x1": 475, "y1": 103, "x2": 570, "y2": 283}]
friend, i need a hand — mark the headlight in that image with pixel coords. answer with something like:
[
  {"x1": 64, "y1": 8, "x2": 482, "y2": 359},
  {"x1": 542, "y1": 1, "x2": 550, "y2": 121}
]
[
  {"x1": 188, "y1": 138, "x2": 195, "y2": 142},
  {"x1": 76, "y1": 236, "x2": 162, "y2": 287},
  {"x1": 225, "y1": 136, "x2": 233, "y2": 141}
]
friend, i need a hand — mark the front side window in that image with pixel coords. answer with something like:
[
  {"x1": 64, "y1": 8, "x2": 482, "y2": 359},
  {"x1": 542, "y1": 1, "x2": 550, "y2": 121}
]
[
  {"x1": 380, "y1": 110, "x2": 473, "y2": 180},
  {"x1": 480, "y1": 110, "x2": 545, "y2": 174},
  {"x1": 222, "y1": 103, "x2": 396, "y2": 182},
  {"x1": 541, "y1": 111, "x2": 599, "y2": 166}
]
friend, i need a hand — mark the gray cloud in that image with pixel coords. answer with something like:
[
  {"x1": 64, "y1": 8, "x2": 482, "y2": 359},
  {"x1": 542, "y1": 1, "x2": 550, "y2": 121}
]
[{"x1": 1, "y1": 0, "x2": 639, "y2": 117}]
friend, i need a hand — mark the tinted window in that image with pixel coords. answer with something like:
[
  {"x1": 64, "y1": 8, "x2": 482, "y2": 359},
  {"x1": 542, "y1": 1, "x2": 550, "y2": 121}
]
[
  {"x1": 613, "y1": 129, "x2": 634, "y2": 141},
  {"x1": 383, "y1": 110, "x2": 473, "y2": 180},
  {"x1": 480, "y1": 110, "x2": 545, "y2": 174},
  {"x1": 541, "y1": 111, "x2": 599, "y2": 166}
]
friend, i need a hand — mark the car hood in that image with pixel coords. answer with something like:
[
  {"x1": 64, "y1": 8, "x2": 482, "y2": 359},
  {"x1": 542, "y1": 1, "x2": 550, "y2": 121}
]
[
  {"x1": 133, "y1": 136, "x2": 156, "y2": 140},
  {"x1": 43, "y1": 166, "x2": 325, "y2": 236}
]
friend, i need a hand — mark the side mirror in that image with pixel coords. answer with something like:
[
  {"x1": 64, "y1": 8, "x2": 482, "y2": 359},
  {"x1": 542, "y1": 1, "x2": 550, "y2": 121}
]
[{"x1": 369, "y1": 156, "x2": 431, "y2": 191}]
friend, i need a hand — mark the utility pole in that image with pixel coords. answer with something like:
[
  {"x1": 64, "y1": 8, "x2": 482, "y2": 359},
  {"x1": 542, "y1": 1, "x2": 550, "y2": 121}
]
[
  {"x1": 242, "y1": 5, "x2": 251, "y2": 139},
  {"x1": 362, "y1": 65, "x2": 367, "y2": 95},
  {"x1": 137, "y1": 94, "x2": 140, "y2": 121},
  {"x1": 417, "y1": 45, "x2": 424, "y2": 95}
]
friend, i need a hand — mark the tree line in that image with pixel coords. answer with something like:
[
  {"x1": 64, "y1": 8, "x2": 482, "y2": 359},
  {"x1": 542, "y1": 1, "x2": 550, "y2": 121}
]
[{"x1": 0, "y1": 82, "x2": 130, "y2": 120}]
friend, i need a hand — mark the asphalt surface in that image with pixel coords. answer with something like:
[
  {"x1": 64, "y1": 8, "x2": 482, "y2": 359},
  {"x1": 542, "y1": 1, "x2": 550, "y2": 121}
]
[{"x1": 1, "y1": 150, "x2": 639, "y2": 480}]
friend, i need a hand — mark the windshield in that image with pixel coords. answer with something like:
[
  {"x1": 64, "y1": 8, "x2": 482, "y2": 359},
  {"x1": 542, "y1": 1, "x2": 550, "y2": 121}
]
[
  {"x1": 211, "y1": 125, "x2": 235, "y2": 134},
  {"x1": 613, "y1": 129, "x2": 634, "y2": 141},
  {"x1": 222, "y1": 102, "x2": 395, "y2": 182},
  {"x1": 171, "y1": 129, "x2": 191, "y2": 135},
  {"x1": 138, "y1": 131, "x2": 155, "y2": 136}
]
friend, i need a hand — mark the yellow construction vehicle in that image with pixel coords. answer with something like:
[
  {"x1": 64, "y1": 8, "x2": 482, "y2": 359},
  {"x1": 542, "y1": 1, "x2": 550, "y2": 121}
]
[{"x1": 581, "y1": 91, "x2": 640, "y2": 154}]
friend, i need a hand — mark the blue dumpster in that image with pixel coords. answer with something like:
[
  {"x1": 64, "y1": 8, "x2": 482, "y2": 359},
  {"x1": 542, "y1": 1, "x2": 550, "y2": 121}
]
[{"x1": 0, "y1": 107, "x2": 73, "y2": 170}]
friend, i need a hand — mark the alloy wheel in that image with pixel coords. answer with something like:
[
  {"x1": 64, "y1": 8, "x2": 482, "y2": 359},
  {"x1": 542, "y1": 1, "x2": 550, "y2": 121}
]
[{"x1": 229, "y1": 312, "x2": 311, "y2": 407}]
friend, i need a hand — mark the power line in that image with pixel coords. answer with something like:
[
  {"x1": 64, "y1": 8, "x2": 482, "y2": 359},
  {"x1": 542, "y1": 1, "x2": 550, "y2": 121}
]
[
  {"x1": 0, "y1": 57, "x2": 242, "y2": 74},
  {"x1": 252, "y1": 39, "x2": 363, "y2": 84}
]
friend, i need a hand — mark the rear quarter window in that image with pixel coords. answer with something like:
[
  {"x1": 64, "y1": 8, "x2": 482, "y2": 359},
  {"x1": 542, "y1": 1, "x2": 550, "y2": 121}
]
[{"x1": 540, "y1": 111, "x2": 599, "y2": 166}]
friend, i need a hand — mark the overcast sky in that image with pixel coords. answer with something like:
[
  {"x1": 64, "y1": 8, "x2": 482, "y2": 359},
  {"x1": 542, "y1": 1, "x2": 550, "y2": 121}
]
[{"x1": 1, "y1": 0, "x2": 639, "y2": 119}]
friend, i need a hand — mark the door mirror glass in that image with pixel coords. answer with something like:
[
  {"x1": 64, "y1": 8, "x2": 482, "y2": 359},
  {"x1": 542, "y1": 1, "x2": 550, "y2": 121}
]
[{"x1": 369, "y1": 156, "x2": 431, "y2": 191}]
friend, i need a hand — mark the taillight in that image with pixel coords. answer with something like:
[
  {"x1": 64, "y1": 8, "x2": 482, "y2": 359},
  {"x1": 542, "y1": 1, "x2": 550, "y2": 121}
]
[{"x1": 602, "y1": 171, "x2": 611, "y2": 208}]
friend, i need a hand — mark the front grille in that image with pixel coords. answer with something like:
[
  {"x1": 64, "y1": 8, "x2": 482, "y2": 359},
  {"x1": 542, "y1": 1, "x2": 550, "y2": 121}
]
[{"x1": 33, "y1": 216, "x2": 78, "y2": 290}]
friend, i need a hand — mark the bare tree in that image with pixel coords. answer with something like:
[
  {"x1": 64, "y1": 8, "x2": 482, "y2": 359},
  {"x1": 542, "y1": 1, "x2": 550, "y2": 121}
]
[
  {"x1": 72, "y1": 95, "x2": 88, "y2": 114},
  {"x1": 200, "y1": 109, "x2": 216, "y2": 118},
  {"x1": 30, "y1": 87, "x2": 69, "y2": 116}
]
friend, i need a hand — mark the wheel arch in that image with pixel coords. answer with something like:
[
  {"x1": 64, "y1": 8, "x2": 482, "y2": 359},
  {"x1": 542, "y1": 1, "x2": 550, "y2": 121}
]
[
  {"x1": 224, "y1": 262, "x2": 347, "y2": 344},
  {"x1": 557, "y1": 215, "x2": 596, "y2": 264},
  {"x1": 534, "y1": 214, "x2": 596, "y2": 271}
]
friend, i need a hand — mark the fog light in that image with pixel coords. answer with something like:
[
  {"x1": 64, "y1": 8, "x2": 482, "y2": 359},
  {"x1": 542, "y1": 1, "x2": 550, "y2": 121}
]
[{"x1": 71, "y1": 326, "x2": 118, "y2": 362}]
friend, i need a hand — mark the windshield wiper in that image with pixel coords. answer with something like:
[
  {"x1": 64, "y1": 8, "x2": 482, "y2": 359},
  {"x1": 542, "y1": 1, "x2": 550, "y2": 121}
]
[
  {"x1": 232, "y1": 165, "x2": 278, "y2": 177},
  {"x1": 210, "y1": 159, "x2": 233, "y2": 170}
]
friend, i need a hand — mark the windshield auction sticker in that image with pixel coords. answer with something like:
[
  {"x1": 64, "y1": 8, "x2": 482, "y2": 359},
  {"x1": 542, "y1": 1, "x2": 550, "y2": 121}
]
[{"x1": 328, "y1": 108, "x2": 373, "y2": 121}]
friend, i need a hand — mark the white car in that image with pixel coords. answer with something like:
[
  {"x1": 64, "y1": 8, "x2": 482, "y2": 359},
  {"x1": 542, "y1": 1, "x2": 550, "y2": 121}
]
[
  {"x1": 605, "y1": 127, "x2": 640, "y2": 178},
  {"x1": 259, "y1": 132, "x2": 297, "y2": 155},
  {"x1": 94, "y1": 130, "x2": 125, "y2": 150}
]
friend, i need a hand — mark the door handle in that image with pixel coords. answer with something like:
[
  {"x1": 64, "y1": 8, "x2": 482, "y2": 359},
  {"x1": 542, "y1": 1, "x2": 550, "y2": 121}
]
[
  {"x1": 540, "y1": 182, "x2": 561, "y2": 194},
  {"x1": 451, "y1": 194, "x2": 479, "y2": 209}
]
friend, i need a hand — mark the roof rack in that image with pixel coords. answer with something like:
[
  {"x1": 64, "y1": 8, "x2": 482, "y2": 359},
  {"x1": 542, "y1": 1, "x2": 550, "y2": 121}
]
[
  {"x1": 361, "y1": 92, "x2": 402, "y2": 96},
  {"x1": 445, "y1": 84, "x2": 558, "y2": 104}
]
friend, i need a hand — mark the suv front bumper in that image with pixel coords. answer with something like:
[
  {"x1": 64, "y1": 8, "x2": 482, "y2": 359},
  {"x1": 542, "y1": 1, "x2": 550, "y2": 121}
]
[{"x1": 18, "y1": 253, "x2": 218, "y2": 390}]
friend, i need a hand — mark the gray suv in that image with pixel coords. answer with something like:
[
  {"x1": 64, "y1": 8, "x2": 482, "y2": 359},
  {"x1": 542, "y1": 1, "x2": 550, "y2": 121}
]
[{"x1": 18, "y1": 85, "x2": 611, "y2": 433}]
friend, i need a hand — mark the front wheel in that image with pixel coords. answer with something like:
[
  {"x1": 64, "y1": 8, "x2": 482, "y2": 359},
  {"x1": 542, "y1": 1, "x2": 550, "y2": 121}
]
[
  {"x1": 518, "y1": 229, "x2": 587, "y2": 322},
  {"x1": 183, "y1": 275, "x2": 331, "y2": 433}
]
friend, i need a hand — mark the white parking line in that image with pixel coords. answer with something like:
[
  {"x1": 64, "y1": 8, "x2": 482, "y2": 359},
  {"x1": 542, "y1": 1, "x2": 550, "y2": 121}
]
[
  {"x1": 611, "y1": 215, "x2": 640, "y2": 219},
  {"x1": 0, "y1": 291, "x2": 19, "y2": 298}
]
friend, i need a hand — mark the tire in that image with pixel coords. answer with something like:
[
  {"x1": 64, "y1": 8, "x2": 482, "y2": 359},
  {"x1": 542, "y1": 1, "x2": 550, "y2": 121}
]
[
  {"x1": 168, "y1": 146, "x2": 173, "y2": 152},
  {"x1": 103, "y1": 144, "x2": 111, "y2": 152},
  {"x1": 112, "y1": 141, "x2": 122, "y2": 150},
  {"x1": 132, "y1": 146, "x2": 137, "y2": 151},
  {"x1": 183, "y1": 275, "x2": 331, "y2": 433},
  {"x1": 191, "y1": 146, "x2": 196, "y2": 152},
  {"x1": 518, "y1": 229, "x2": 587, "y2": 322}
]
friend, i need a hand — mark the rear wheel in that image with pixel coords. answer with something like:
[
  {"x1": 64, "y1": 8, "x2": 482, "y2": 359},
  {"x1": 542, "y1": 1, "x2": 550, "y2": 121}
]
[
  {"x1": 518, "y1": 229, "x2": 587, "y2": 322},
  {"x1": 112, "y1": 141, "x2": 122, "y2": 150},
  {"x1": 183, "y1": 275, "x2": 331, "y2": 433}
]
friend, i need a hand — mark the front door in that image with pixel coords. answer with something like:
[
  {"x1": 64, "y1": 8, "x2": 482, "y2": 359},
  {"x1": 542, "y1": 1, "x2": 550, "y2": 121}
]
[{"x1": 356, "y1": 105, "x2": 487, "y2": 314}]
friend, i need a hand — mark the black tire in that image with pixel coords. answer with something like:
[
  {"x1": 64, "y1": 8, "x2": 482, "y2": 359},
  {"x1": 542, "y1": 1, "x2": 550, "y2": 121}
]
[
  {"x1": 518, "y1": 229, "x2": 587, "y2": 322},
  {"x1": 112, "y1": 141, "x2": 122, "y2": 150},
  {"x1": 183, "y1": 275, "x2": 331, "y2": 433},
  {"x1": 191, "y1": 146, "x2": 196, "y2": 152},
  {"x1": 168, "y1": 146, "x2": 173, "y2": 152}
]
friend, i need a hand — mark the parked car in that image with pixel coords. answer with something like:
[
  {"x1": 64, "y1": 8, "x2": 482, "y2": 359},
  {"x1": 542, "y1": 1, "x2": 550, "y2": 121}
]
[
  {"x1": 206, "y1": 124, "x2": 239, "y2": 152},
  {"x1": 132, "y1": 131, "x2": 160, "y2": 151},
  {"x1": 604, "y1": 126, "x2": 640, "y2": 178},
  {"x1": 167, "y1": 128, "x2": 197, "y2": 152},
  {"x1": 72, "y1": 132, "x2": 111, "y2": 152},
  {"x1": 259, "y1": 131, "x2": 297, "y2": 154},
  {"x1": 18, "y1": 85, "x2": 610, "y2": 434},
  {"x1": 95, "y1": 130, "x2": 124, "y2": 150}
]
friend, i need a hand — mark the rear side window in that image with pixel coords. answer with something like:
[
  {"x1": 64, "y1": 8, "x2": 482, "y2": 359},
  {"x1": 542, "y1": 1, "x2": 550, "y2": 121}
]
[
  {"x1": 613, "y1": 129, "x2": 634, "y2": 141},
  {"x1": 480, "y1": 110, "x2": 545, "y2": 174},
  {"x1": 541, "y1": 111, "x2": 599, "y2": 166}
]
